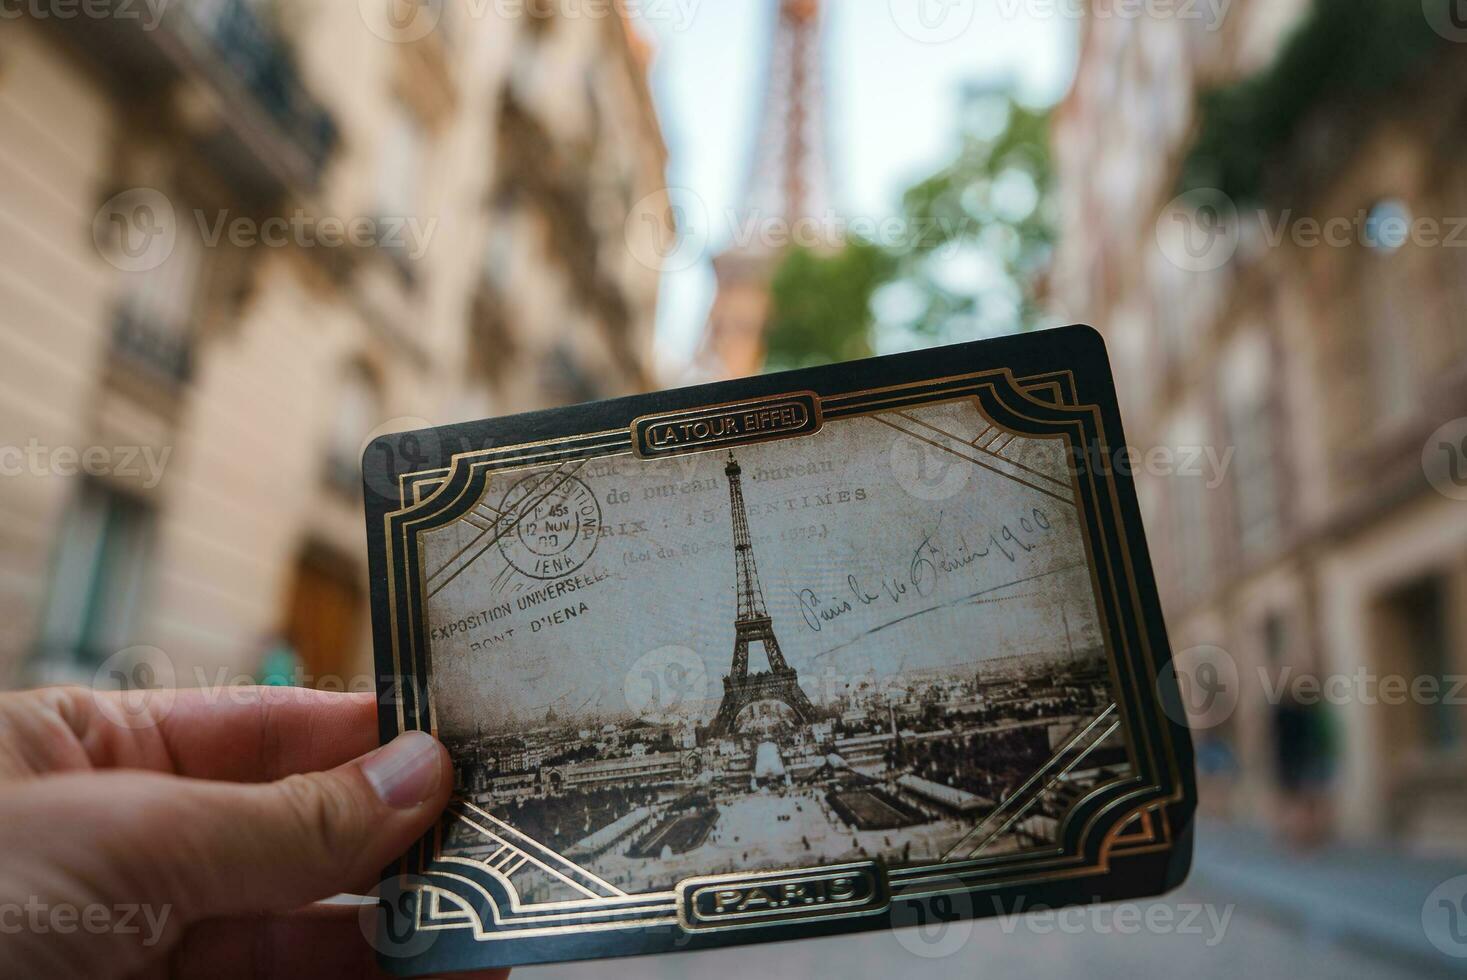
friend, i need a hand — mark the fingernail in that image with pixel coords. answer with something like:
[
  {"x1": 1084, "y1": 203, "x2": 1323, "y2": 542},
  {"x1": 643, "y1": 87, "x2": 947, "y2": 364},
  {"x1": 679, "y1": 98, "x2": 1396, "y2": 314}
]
[{"x1": 362, "y1": 732, "x2": 443, "y2": 808}]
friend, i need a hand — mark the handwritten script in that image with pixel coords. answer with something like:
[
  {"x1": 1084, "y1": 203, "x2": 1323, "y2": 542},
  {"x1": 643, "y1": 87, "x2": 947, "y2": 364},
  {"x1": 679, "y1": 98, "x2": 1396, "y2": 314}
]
[{"x1": 796, "y1": 507, "x2": 1054, "y2": 632}]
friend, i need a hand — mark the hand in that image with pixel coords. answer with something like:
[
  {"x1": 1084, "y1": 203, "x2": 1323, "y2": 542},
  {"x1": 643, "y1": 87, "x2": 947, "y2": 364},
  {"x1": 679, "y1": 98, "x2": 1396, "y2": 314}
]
[{"x1": 0, "y1": 685, "x2": 507, "y2": 979}]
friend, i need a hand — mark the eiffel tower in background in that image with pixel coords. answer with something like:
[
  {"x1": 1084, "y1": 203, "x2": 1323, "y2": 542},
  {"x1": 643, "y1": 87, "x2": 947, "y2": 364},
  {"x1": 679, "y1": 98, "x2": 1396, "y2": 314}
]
[
  {"x1": 697, "y1": 0, "x2": 831, "y2": 380},
  {"x1": 708, "y1": 452, "x2": 819, "y2": 737}
]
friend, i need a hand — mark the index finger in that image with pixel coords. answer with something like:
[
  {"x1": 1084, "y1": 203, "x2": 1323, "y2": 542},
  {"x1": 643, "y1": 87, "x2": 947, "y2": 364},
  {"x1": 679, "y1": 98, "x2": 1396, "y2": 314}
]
[{"x1": 57, "y1": 686, "x2": 388, "y2": 782}]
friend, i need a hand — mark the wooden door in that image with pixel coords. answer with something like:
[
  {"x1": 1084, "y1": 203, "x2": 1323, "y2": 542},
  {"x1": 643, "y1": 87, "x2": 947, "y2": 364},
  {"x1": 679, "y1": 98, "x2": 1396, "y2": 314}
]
[{"x1": 284, "y1": 548, "x2": 363, "y2": 688}]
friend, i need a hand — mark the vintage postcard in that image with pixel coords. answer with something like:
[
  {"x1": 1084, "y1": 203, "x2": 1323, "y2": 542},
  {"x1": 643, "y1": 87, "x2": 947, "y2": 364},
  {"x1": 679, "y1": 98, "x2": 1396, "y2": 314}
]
[{"x1": 363, "y1": 327, "x2": 1195, "y2": 973}]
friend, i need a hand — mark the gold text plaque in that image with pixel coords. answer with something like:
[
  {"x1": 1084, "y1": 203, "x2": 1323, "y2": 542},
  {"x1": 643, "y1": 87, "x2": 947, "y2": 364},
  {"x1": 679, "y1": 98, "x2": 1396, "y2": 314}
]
[{"x1": 632, "y1": 391, "x2": 822, "y2": 458}]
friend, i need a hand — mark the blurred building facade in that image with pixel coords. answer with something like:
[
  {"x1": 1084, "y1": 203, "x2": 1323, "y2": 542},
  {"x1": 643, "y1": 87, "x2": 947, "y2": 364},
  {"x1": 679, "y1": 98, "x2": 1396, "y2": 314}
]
[
  {"x1": 1052, "y1": 1, "x2": 1467, "y2": 853},
  {"x1": 0, "y1": 2, "x2": 668, "y2": 690}
]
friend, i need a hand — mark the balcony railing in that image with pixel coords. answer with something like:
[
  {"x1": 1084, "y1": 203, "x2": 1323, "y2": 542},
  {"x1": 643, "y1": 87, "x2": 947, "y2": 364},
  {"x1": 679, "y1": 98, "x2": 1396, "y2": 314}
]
[
  {"x1": 177, "y1": 0, "x2": 338, "y2": 182},
  {"x1": 111, "y1": 307, "x2": 194, "y2": 389},
  {"x1": 48, "y1": 0, "x2": 338, "y2": 193}
]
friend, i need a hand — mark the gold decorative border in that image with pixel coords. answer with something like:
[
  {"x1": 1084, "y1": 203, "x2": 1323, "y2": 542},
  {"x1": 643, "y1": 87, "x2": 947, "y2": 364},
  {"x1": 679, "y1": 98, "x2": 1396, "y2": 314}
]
[{"x1": 374, "y1": 366, "x2": 1187, "y2": 945}]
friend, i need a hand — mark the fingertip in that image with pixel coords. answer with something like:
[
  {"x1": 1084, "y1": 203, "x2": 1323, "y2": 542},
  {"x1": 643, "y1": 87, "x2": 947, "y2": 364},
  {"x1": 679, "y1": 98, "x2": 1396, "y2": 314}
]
[{"x1": 361, "y1": 731, "x2": 449, "y2": 810}]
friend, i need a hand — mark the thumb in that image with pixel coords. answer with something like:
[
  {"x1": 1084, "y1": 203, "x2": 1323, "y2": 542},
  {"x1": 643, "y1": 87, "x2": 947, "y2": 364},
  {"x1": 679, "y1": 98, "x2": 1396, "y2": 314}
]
[{"x1": 131, "y1": 730, "x2": 452, "y2": 920}]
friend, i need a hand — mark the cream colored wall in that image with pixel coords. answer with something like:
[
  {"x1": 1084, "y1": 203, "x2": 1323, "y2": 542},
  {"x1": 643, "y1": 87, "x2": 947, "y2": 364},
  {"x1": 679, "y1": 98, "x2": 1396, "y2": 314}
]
[
  {"x1": 497, "y1": 13, "x2": 667, "y2": 394},
  {"x1": 0, "y1": 8, "x2": 667, "y2": 688},
  {"x1": 0, "y1": 21, "x2": 119, "y2": 684},
  {"x1": 136, "y1": 12, "x2": 521, "y2": 685},
  {"x1": 141, "y1": 259, "x2": 362, "y2": 682}
]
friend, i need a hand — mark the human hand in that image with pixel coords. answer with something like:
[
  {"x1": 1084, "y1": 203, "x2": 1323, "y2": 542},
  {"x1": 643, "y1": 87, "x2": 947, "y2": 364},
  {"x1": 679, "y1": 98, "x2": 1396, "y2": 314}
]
[{"x1": 0, "y1": 685, "x2": 507, "y2": 979}]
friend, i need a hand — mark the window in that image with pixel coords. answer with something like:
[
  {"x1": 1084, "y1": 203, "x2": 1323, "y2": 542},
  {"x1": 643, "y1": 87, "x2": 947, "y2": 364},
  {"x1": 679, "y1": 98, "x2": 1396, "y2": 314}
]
[
  {"x1": 484, "y1": 188, "x2": 522, "y2": 293},
  {"x1": 1363, "y1": 198, "x2": 1411, "y2": 255},
  {"x1": 1172, "y1": 474, "x2": 1211, "y2": 601},
  {"x1": 1262, "y1": 612, "x2": 1290, "y2": 668},
  {"x1": 541, "y1": 342, "x2": 602, "y2": 406},
  {"x1": 123, "y1": 209, "x2": 202, "y2": 328},
  {"x1": 324, "y1": 363, "x2": 381, "y2": 496},
  {"x1": 1381, "y1": 576, "x2": 1459, "y2": 751},
  {"x1": 1166, "y1": 410, "x2": 1214, "y2": 603},
  {"x1": 1109, "y1": 304, "x2": 1153, "y2": 420},
  {"x1": 1146, "y1": 246, "x2": 1190, "y2": 368},
  {"x1": 34, "y1": 483, "x2": 156, "y2": 672},
  {"x1": 1361, "y1": 198, "x2": 1418, "y2": 425},
  {"x1": 111, "y1": 202, "x2": 205, "y2": 385},
  {"x1": 377, "y1": 104, "x2": 423, "y2": 221},
  {"x1": 376, "y1": 105, "x2": 428, "y2": 281},
  {"x1": 508, "y1": 27, "x2": 547, "y2": 105},
  {"x1": 1221, "y1": 330, "x2": 1283, "y2": 559}
]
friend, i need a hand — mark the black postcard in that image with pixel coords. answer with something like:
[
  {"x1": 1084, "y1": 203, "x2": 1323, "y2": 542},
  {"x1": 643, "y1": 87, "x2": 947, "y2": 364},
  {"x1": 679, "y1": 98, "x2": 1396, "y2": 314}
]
[{"x1": 362, "y1": 326, "x2": 1196, "y2": 973}]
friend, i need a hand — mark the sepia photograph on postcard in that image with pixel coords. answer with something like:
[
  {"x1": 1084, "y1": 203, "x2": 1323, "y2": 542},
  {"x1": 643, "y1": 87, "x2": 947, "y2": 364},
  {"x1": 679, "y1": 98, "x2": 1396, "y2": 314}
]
[{"x1": 421, "y1": 395, "x2": 1133, "y2": 901}]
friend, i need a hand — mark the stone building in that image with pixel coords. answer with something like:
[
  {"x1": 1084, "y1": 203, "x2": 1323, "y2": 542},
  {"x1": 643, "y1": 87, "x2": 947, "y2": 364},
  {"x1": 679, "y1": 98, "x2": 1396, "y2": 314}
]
[
  {"x1": 0, "y1": 2, "x2": 669, "y2": 690},
  {"x1": 1050, "y1": 1, "x2": 1467, "y2": 852}
]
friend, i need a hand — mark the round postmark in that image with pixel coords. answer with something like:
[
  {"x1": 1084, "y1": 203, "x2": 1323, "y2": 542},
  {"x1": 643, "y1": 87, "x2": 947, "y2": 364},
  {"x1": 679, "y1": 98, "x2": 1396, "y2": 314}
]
[{"x1": 497, "y1": 472, "x2": 601, "y2": 580}]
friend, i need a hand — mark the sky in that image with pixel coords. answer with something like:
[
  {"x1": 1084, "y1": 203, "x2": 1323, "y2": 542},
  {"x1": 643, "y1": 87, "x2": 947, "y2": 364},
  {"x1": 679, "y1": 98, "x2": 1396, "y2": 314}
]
[{"x1": 634, "y1": 1, "x2": 1079, "y2": 373}]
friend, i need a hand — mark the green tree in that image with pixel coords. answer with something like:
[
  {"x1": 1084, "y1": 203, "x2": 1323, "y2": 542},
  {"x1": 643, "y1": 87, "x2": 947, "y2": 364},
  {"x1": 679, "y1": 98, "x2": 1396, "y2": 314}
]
[
  {"x1": 886, "y1": 89, "x2": 1055, "y2": 342},
  {"x1": 763, "y1": 238, "x2": 894, "y2": 372},
  {"x1": 761, "y1": 87, "x2": 1056, "y2": 372},
  {"x1": 1182, "y1": 0, "x2": 1447, "y2": 202}
]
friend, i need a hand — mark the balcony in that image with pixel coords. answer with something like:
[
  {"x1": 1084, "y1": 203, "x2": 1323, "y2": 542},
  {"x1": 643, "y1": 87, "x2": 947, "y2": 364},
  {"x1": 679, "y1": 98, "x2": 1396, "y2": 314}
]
[
  {"x1": 46, "y1": 0, "x2": 338, "y2": 196},
  {"x1": 496, "y1": 91, "x2": 646, "y2": 388},
  {"x1": 177, "y1": 0, "x2": 338, "y2": 189}
]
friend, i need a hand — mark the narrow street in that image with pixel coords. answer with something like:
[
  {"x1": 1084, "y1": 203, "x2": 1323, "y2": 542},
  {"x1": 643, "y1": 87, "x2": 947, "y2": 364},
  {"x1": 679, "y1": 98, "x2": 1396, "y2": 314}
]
[
  {"x1": 524, "y1": 881, "x2": 1447, "y2": 980},
  {"x1": 527, "y1": 821, "x2": 1467, "y2": 979}
]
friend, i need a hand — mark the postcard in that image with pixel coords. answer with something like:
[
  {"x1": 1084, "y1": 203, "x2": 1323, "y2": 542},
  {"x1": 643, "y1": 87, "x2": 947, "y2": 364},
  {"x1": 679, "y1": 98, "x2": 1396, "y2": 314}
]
[{"x1": 362, "y1": 326, "x2": 1196, "y2": 973}]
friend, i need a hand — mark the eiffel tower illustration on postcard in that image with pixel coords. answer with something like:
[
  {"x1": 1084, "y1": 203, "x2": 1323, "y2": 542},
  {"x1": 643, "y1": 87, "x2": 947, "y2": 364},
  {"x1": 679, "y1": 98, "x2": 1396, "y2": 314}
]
[
  {"x1": 427, "y1": 393, "x2": 1134, "y2": 903},
  {"x1": 710, "y1": 451, "x2": 821, "y2": 736}
]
